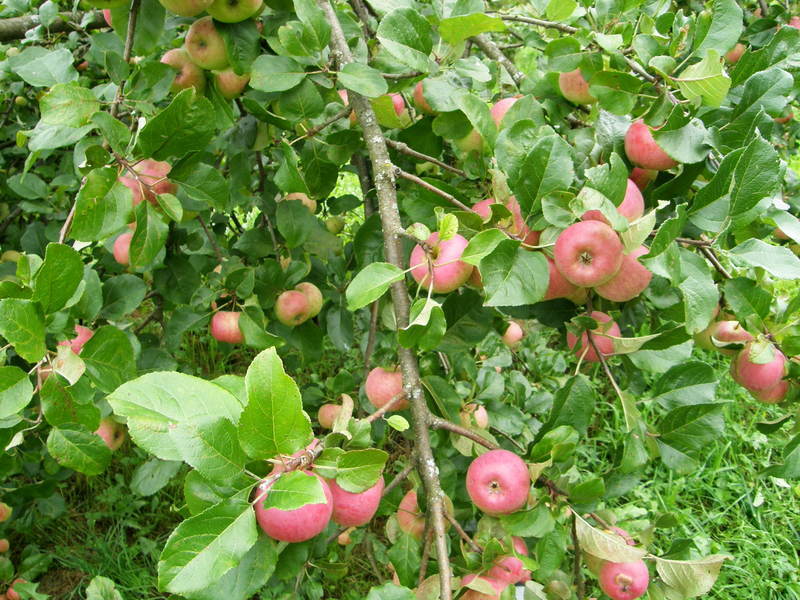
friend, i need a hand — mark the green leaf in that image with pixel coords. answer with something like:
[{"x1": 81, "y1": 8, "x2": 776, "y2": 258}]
[
  {"x1": 651, "y1": 118, "x2": 710, "y2": 164},
  {"x1": 249, "y1": 55, "x2": 307, "y2": 92},
  {"x1": 47, "y1": 425, "x2": 112, "y2": 476},
  {"x1": 658, "y1": 403, "x2": 725, "y2": 472},
  {"x1": 339, "y1": 63, "x2": 389, "y2": 98},
  {"x1": 335, "y1": 448, "x2": 388, "y2": 493},
  {"x1": 0, "y1": 299, "x2": 46, "y2": 363},
  {"x1": 674, "y1": 51, "x2": 730, "y2": 107},
  {"x1": 91, "y1": 112, "x2": 132, "y2": 156},
  {"x1": 108, "y1": 372, "x2": 242, "y2": 461},
  {"x1": 158, "y1": 497, "x2": 257, "y2": 596},
  {"x1": 32, "y1": 243, "x2": 84, "y2": 314},
  {"x1": 366, "y1": 583, "x2": 416, "y2": 600},
  {"x1": 438, "y1": 13, "x2": 505, "y2": 46},
  {"x1": 500, "y1": 504, "x2": 555, "y2": 538},
  {"x1": 729, "y1": 239, "x2": 800, "y2": 279},
  {"x1": 261, "y1": 470, "x2": 327, "y2": 510},
  {"x1": 512, "y1": 135, "x2": 574, "y2": 214},
  {"x1": 276, "y1": 195, "x2": 318, "y2": 249},
  {"x1": 40, "y1": 375, "x2": 100, "y2": 429},
  {"x1": 238, "y1": 348, "x2": 312, "y2": 460},
  {"x1": 217, "y1": 20, "x2": 260, "y2": 75},
  {"x1": 461, "y1": 229, "x2": 507, "y2": 265},
  {"x1": 40, "y1": 82, "x2": 100, "y2": 127},
  {"x1": 171, "y1": 162, "x2": 230, "y2": 211},
  {"x1": 170, "y1": 417, "x2": 249, "y2": 486},
  {"x1": 536, "y1": 375, "x2": 596, "y2": 439},
  {"x1": 677, "y1": 249, "x2": 719, "y2": 334},
  {"x1": 0, "y1": 366, "x2": 34, "y2": 420},
  {"x1": 101, "y1": 274, "x2": 147, "y2": 321},
  {"x1": 130, "y1": 458, "x2": 183, "y2": 497},
  {"x1": 8, "y1": 47, "x2": 77, "y2": 87},
  {"x1": 137, "y1": 89, "x2": 216, "y2": 160},
  {"x1": 398, "y1": 297, "x2": 446, "y2": 350},
  {"x1": 72, "y1": 168, "x2": 132, "y2": 242},
  {"x1": 692, "y1": 0, "x2": 743, "y2": 58},
  {"x1": 730, "y1": 134, "x2": 781, "y2": 219},
  {"x1": 386, "y1": 532, "x2": 421, "y2": 588},
  {"x1": 376, "y1": 8, "x2": 433, "y2": 72},
  {"x1": 480, "y1": 240, "x2": 548, "y2": 306},
  {"x1": 80, "y1": 326, "x2": 136, "y2": 393},
  {"x1": 346, "y1": 263, "x2": 405, "y2": 310},
  {"x1": 723, "y1": 277, "x2": 771, "y2": 322},
  {"x1": 655, "y1": 555, "x2": 730, "y2": 597},
  {"x1": 546, "y1": 0, "x2": 577, "y2": 20},
  {"x1": 456, "y1": 92, "x2": 496, "y2": 149},
  {"x1": 129, "y1": 203, "x2": 168, "y2": 270},
  {"x1": 190, "y1": 538, "x2": 278, "y2": 600},
  {"x1": 86, "y1": 576, "x2": 124, "y2": 600},
  {"x1": 651, "y1": 362, "x2": 718, "y2": 410}
]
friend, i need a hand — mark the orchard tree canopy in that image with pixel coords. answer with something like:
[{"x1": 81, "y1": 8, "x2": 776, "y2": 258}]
[{"x1": 0, "y1": 0, "x2": 798, "y2": 598}]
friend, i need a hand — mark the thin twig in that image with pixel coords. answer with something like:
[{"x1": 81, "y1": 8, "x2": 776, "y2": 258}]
[
  {"x1": 395, "y1": 168, "x2": 473, "y2": 212},
  {"x1": 418, "y1": 526, "x2": 433, "y2": 586},
  {"x1": 572, "y1": 512, "x2": 585, "y2": 599},
  {"x1": 365, "y1": 392, "x2": 406, "y2": 422},
  {"x1": 472, "y1": 34, "x2": 525, "y2": 86},
  {"x1": 385, "y1": 139, "x2": 466, "y2": 177},
  {"x1": 382, "y1": 462, "x2": 414, "y2": 497},
  {"x1": 586, "y1": 329, "x2": 626, "y2": 402},
  {"x1": 429, "y1": 416, "x2": 497, "y2": 450},
  {"x1": 494, "y1": 13, "x2": 578, "y2": 34},
  {"x1": 675, "y1": 237, "x2": 711, "y2": 247},
  {"x1": 382, "y1": 71, "x2": 422, "y2": 80},
  {"x1": 197, "y1": 215, "x2": 223, "y2": 263},
  {"x1": 110, "y1": 0, "x2": 140, "y2": 118},
  {"x1": 700, "y1": 245, "x2": 732, "y2": 280},
  {"x1": 290, "y1": 106, "x2": 352, "y2": 144},
  {"x1": 444, "y1": 511, "x2": 482, "y2": 553}
]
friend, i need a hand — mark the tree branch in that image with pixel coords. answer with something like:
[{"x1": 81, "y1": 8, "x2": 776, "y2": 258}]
[
  {"x1": 0, "y1": 11, "x2": 105, "y2": 42},
  {"x1": 110, "y1": 0, "x2": 140, "y2": 119},
  {"x1": 382, "y1": 462, "x2": 414, "y2": 497},
  {"x1": 494, "y1": 13, "x2": 578, "y2": 34},
  {"x1": 385, "y1": 139, "x2": 466, "y2": 177},
  {"x1": 290, "y1": 106, "x2": 352, "y2": 144},
  {"x1": 429, "y1": 416, "x2": 497, "y2": 450},
  {"x1": 571, "y1": 511, "x2": 585, "y2": 599},
  {"x1": 472, "y1": 34, "x2": 525, "y2": 86},
  {"x1": 197, "y1": 215, "x2": 223, "y2": 263},
  {"x1": 444, "y1": 511, "x2": 482, "y2": 553},
  {"x1": 395, "y1": 168, "x2": 473, "y2": 212}
]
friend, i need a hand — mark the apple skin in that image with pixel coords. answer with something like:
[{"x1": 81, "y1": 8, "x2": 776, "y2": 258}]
[
  {"x1": 595, "y1": 245, "x2": 652, "y2": 302},
  {"x1": 566, "y1": 311, "x2": 621, "y2": 363},
  {"x1": 460, "y1": 403, "x2": 489, "y2": 429},
  {"x1": 185, "y1": 17, "x2": 229, "y2": 71},
  {"x1": 275, "y1": 290, "x2": 311, "y2": 327},
  {"x1": 161, "y1": 48, "x2": 207, "y2": 94},
  {"x1": 490, "y1": 96, "x2": 520, "y2": 127},
  {"x1": 712, "y1": 320, "x2": 753, "y2": 355},
  {"x1": 325, "y1": 216, "x2": 345, "y2": 234},
  {"x1": 281, "y1": 192, "x2": 317, "y2": 214},
  {"x1": 158, "y1": 0, "x2": 213, "y2": 16},
  {"x1": 583, "y1": 179, "x2": 645, "y2": 224},
  {"x1": 103, "y1": 9, "x2": 113, "y2": 26},
  {"x1": 207, "y1": 0, "x2": 263, "y2": 22},
  {"x1": 731, "y1": 343, "x2": 787, "y2": 392},
  {"x1": 624, "y1": 120, "x2": 678, "y2": 171},
  {"x1": 454, "y1": 128, "x2": 483, "y2": 153},
  {"x1": 629, "y1": 167, "x2": 657, "y2": 191},
  {"x1": 789, "y1": 16, "x2": 800, "y2": 29},
  {"x1": 210, "y1": 311, "x2": 244, "y2": 344},
  {"x1": 558, "y1": 69, "x2": 596, "y2": 104},
  {"x1": 487, "y1": 555, "x2": 526, "y2": 585},
  {"x1": 502, "y1": 322, "x2": 524, "y2": 348},
  {"x1": 327, "y1": 476, "x2": 384, "y2": 527},
  {"x1": 388, "y1": 92, "x2": 407, "y2": 118},
  {"x1": 553, "y1": 221, "x2": 624, "y2": 287},
  {"x1": 119, "y1": 159, "x2": 177, "y2": 206},
  {"x1": 295, "y1": 282, "x2": 323, "y2": 317},
  {"x1": 751, "y1": 380, "x2": 790, "y2": 404},
  {"x1": 95, "y1": 417, "x2": 126, "y2": 451},
  {"x1": 365, "y1": 366, "x2": 408, "y2": 411},
  {"x1": 397, "y1": 489, "x2": 425, "y2": 539},
  {"x1": 214, "y1": 68, "x2": 250, "y2": 99},
  {"x1": 599, "y1": 560, "x2": 650, "y2": 600},
  {"x1": 410, "y1": 232, "x2": 474, "y2": 294},
  {"x1": 6, "y1": 579, "x2": 27, "y2": 600},
  {"x1": 0, "y1": 503, "x2": 12, "y2": 523},
  {"x1": 725, "y1": 43, "x2": 745, "y2": 63},
  {"x1": 461, "y1": 574, "x2": 507, "y2": 600},
  {"x1": 413, "y1": 81, "x2": 434, "y2": 115},
  {"x1": 544, "y1": 257, "x2": 581, "y2": 301},
  {"x1": 255, "y1": 471, "x2": 333, "y2": 543},
  {"x1": 58, "y1": 324, "x2": 94, "y2": 354},
  {"x1": 113, "y1": 232, "x2": 133, "y2": 266},
  {"x1": 472, "y1": 196, "x2": 531, "y2": 239},
  {"x1": 317, "y1": 403, "x2": 341, "y2": 429},
  {"x1": 466, "y1": 449, "x2": 530, "y2": 515},
  {"x1": 0, "y1": 539, "x2": 8, "y2": 553}
]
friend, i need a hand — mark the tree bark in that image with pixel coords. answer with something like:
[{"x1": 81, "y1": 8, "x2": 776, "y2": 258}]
[{"x1": 0, "y1": 12, "x2": 105, "y2": 42}]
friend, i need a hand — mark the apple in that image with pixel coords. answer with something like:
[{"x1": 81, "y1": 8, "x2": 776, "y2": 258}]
[
  {"x1": 254, "y1": 471, "x2": 333, "y2": 542},
  {"x1": 711, "y1": 320, "x2": 753, "y2": 355},
  {"x1": 558, "y1": 69, "x2": 596, "y2": 104},
  {"x1": 502, "y1": 321, "x2": 524, "y2": 348},
  {"x1": 365, "y1": 366, "x2": 408, "y2": 411},
  {"x1": 325, "y1": 216, "x2": 345, "y2": 234},
  {"x1": 725, "y1": 43, "x2": 745, "y2": 63},
  {"x1": 472, "y1": 196, "x2": 532, "y2": 240},
  {"x1": 460, "y1": 403, "x2": 489, "y2": 429},
  {"x1": 0, "y1": 250, "x2": 21, "y2": 263},
  {"x1": 95, "y1": 417, "x2": 126, "y2": 451},
  {"x1": 0, "y1": 539, "x2": 8, "y2": 553},
  {"x1": 185, "y1": 17, "x2": 229, "y2": 71},
  {"x1": 85, "y1": 0, "x2": 127, "y2": 7},
  {"x1": 158, "y1": 0, "x2": 213, "y2": 16},
  {"x1": 281, "y1": 192, "x2": 317, "y2": 214},
  {"x1": 599, "y1": 560, "x2": 650, "y2": 600},
  {"x1": 337, "y1": 529, "x2": 352, "y2": 545},
  {"x1": 0, "y1": 503, "x2": 12, "y2": 523},
  {"x1": 413, "y1": 81, "x2": 434, "y2": 115},
  {"x1": 553, "y1": 221, "x2": 624, "y2": 287},
  {"x1": 624, "y1": 120, "x2": 678, "y2": 171},
  {"x1": 461, "y1": 574, "x2": 507, "y2": 600},
  {"x1": 751, "y1": 380, "x2": 789, "y2": 404},
  {"x1": 210, "y1": 311, "x2": 244, "y2": 343},
  {"x1": 409, "y1": 232, "x2": 474, "y2": 293},
  {"x1": 113, "y1": 231, "x2": 133, "y2": 266},
  {"x1": 595, "y1": 245, "x2": 652, "y2": 302},
  {"x1": 317, "y1": 403, "x2": 341, "y2": 429},
  {"x1": 608, "y1": 526, "x2": 637, "y2": 546},
  {"x1": 119, "y1": 159, "x2": 177, "y2": 206},
  {"x1": 454, "y1": 128, "x2": 483, "y2": 153},
  {"x1": 490, "y1": 96, "x2": 520, "y2": 127},
  {"x1": 566, "y1": 311, "x2": 621, "y2": 363},
  {"x1": 214, "y1": 68, "x2": 250, "y2": 99},
  {"x1": 387, "y1": 92, "x2": 407, "y2": 118},
  {"x1": 789, "y1": 16, "x2": 800, "y2": 28},
  {"x1": 629, "y1": 167, "x2": 657, "y2": 191},
  {"x1": 295, "y1": 282, "x2": 323, "y2": 318},
  {"x1": 583, "y1": 179, "x2": 645, "y2": 224},
  {"x1": 466, "y1": 449, "x2": 530, "y2": 515},
  {"x1": 731, "y1": 342, "x2": 787, "y2": 391},
  {"x1": 487, "y1": 555, "x2": 526, "y2": 585},
  {"x1": 544, "y1": 257, "x2": 581, "y2": 301},
  {"x1": 275, "y1": 290, "x2": 311, "y2": 326},
  {"x1": 58, "y1": 324, "x2": 94, "y2": 354},
  {"x1": 103, "y1": 9, "x2": 113, "y2": 26},
  {"x1": 396, "y1": 489, "x2": 425, "y2": 539},
  {"x1": 6, "y1": 579, "x2": 27, "y2": 600},
  {"x1": 327, "y1": 476, "x2": 384, "y2": 527},
  {"x1": 207, "y1": 0, "x2": 264, "y2": 23}
]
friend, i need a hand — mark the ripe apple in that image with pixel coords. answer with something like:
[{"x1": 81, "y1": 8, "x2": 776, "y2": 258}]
[
  {"x1": 275, "y1": 290, "x2": 311, "y2": 326},
  {"x1": 502, "y1": 321, "x2": 524, "y2": 348},
  {"x1": 461, "y1": 574, "x2": 507, "y2": 600},
  {"x1": 365, "y1": 366, "x2": 408, "y2": 411},
  {"x1": 466, "y1": 449, "x2": 530, "y2": 515},
  {"x1": 317, "y1": 403, "x2": 341, "y2": 429},
  {"x1": 731, "y1": 342, "x2": 787, "y2": 391},
  {"x1": 409, "y1": 232, "x2": 474, "y2": 293},
  {"x1": 327, "y1": 476, "x2": 384, "y2": 527},
  {"x1": 553, "y1": 221, "x2": 624, "y2": 287},
  {"x1": 388, "y1": 92, "x2": 407, "y2": 118},
  {"x1": 460, "y1": 403, "x2": 489, "y2": 429},
  {"x1": 210, "y1": 311, "x2": 244, "y2": 343},
  {"x1": 487, "y1": 555, "x2": 526, "y2": 585},
  {"x1": 599, "y1": 560, "x2": 650, "y2": 600},
  {"x1": 472, "y1": 196, "x2": 531, "y2": 239},
  {"x1": 207, "y1": 0, "x2": 264, "y2": 22},
  {"x1": 95, "y1": 417, "x2": 126, "y2": 451},
  {"x1": 582, "y1": 179, "x2": 645, "y2": 224},
  {"x1": 0, "y1": 503, "x2": 12, "y2": 523},
  {"x1": 413, "y1": 81, "x2": 434, "y2": 115},
  {"x1": 161, "y1": 48, "x2": 207, "y2": 94},
  {"x1": 295, "y1": 281, "x2": 323, "y2": 318},
  {"x1": 566, "y1": 311, "x2": 621, "y2": 363},
  {"x1": 751, "y1": 380, "x2": 789, "y2": 404},
  {"x1": 396, "y1": 489, "x2": 425, "y2": 539},
  {"x1": 558, "y1": 69, "x2": 596, "y2": 104},
  {"x1": 544, "y1": 257, "x2": 581, "y2": 301},
  {"x1": 789, "y1": 16, "x2": 800, "y2": 28},
  {"x1": 490, "y1": 96, "x2": 520, "y2": 127},
  {"x1": 325, "y1": 216, "x2": 345, "y2": 234},
  {"x1": 158, "y1": 0, "x2": 213, "y2": 16},
  {"x1": 624, "y1": 120, "x2": 678, "y2": 171},
  {"x1": 118, "y1": 159, "x2": 177, "y2": 206},
  {"x1": 725, "y1": 43, "x2": 745, "y2": 63},
  {"x1": 213, "y1": 68, "x2": 250, "y2": 99},
  {"x1": 58, "y1": 324, "x2": 94, "y2": 354},
  {"x1": 281, "y1": 192, "x2": 317, "y2": 214},
  {"x1": 0, "y1": 539, "x2": 8, "y2": 553},
  {"x1": 103, "y1": 9, "x2": 113, "y2": 26},
  {"x1": 711, "y1": 320, "x2": 753, "y2": 355},
  {"x1": 6, "y1": 579, "x2": 27, "y2": 600},
  {"x1": 254, "y1": 471, "x2": 333, "y2": 542},
  {"x1": 595, "y1": 245, "x2": 652, "y2": 302},
  {"x1": 113, "y1": 231, "x2": 133, "y2": 266},
  {"x1": 185, "y1": 17, "x2": 229, "y2": 71},
  {"x1": 629, "y1": 167, "x2": 656, "y2": 191}
]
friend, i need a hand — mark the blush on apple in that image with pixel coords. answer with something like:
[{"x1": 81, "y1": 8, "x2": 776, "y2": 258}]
[
  {"x1": 409, "y1": 232, "x2": 474, "y2": 293},
  {"x1": 624, "y1": 120, "x2": 678, "y2": 171},
  {"x1": 254, "y1": 471, "x2": 333, "y2": 543},
  {"x1": 466, "y1": 449, "x2": 530, "y2": 515},
  {"x1": 566, "y1": 311, "x2": 621, "y2": 362},
  {"x1": 365, "y1": 366, "x2": 408, "y2": 411},
  {"x1": 553, "y1": 221, "x2": 624, "y2": 287}
]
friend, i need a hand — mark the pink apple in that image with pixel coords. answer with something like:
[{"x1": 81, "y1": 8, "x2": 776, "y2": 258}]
[
  {"x1": 751, "y1": 380, "x2": 790, "y2": 404},
  {"x1": 490, "y1": 96, "x2": 521, "y2": 127},
  {"x1": 712, "y1": 320, "x2": 753, "y2": 355},
  {"x1": 396, "y1": 489, "x2": 425, "y2": 539},
  {"x1": 566, "y1": 311, "x2": 621, "y2": 362},
  {"x1": 789, "y1": 16, "x2": 800, "y2": 29},
  {"x1": 460, "y1": 403, "x2": 489, "y2": 429},
  {"x1": 466, "y1": 449, "x2": 530, "y2": 515},
  {"x1": 558, "y1": 69, "x2": 596, "y2": 104},
  {"x1": 553, "y1": 221, "x2": 624, "y2": 287},
  {"x1": 595, "y1": 245, "x2": 652, "y2": 302},
  {"x1": 158, "y1": 0, "x2": 213, "y2": 16},
  {"x1": 255, "y1": 471, "x2": 333, "y2": 543},
  {"x1": 59, "y1": 325, "x2": 94, "y2": 354},
  {"x1": 275, "y1": 290, "x2": 311, "y2": 327},
  {"x1": 629, "y1": 167, "x2": 656, "y2": 191},
  {"x1": 413, "y1": 81, "x2": 434, "y2": 114},
  {"x1": 502, "y1": 321, "x2": 524, "y2": 348},
  {"x1": 185, "y1": 16, "x2": 229, "y2": 71},
  {"x1": 118, "y1": 159, "x2": 177, "y2": 206},
  {"x1": 472, "y1": 197, "x2": 528, "y2": 237},
  {"x1": 599, "y1": 560, "x2": 650, "y2": 600},
  {"x1": 624, "y1": 120, "x2": 678, "y2": 171},
  {"x1": 731, "y1": 342, "x2": 787, "y2": 391},
  {"x1": 544, "y1": 257, "x2": 581, "y2": 301},
  {"x1": 725, "y1": 43, "x2": 745, "y2": 63},
  {"x1": 487, "y1": 555, "x2": 526, "y2": 585},
  {"x1": 103, "y1": 9, "x2": 113, "y2": 26},
  {"x1": 113, "y1": 231, "x2": 133, "y2": 266},
  {"x1": 95, "y1": 417, "x2": 126, "y2": 451},
  {"x1": 328, "y1": 476, "x2": 384, "y2": 527},
  {"x1": 161, "y1": 48, "x2": 207, "y2": 94},
  {"x1": 388, "y1": 92, "x2": 407, "y2": 117},
  {"x1": 317, "y1": 403, "x2": 341, "y2": 429},
  {"x1": 214, "y1": 68, "x2": 250, "y2": 99},
  {"x1": 295, "y1": 281, "x2": 323, "y2": 317},
  {"x1": 409, "y1": 232, "x2": 474, "y2": 293},
  {"x1": 461, "y1": 574, "x2": 508, "y2": 600},
  {"x1": 210, "y1": 311, "x2": 243, "y2": 344},
  {"x1": 281, "y1": 192, "x2": 317, "y2": 214},
  {"x1": 365, "y1": 366, "x2": 408, "y2": 411},
  {"x1": 607, "y1": 526, "x2": 637, "y2": 546},
  {"x1": 582, "y1": 179, "x2": 645, "y2": 224}
]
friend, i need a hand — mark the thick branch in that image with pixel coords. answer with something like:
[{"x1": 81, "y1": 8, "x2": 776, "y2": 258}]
[
  {"x1": 386, "y1": 139, "x2": 466, "y2": 177},
  {"x1": 318, "y1": 2, "x2": 453, "y2": 597},
  {"x1": 0, "y1": 11, "x2": 104, "y2": 41}
]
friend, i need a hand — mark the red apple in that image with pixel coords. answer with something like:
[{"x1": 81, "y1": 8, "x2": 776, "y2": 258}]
[
  {"x1": 255, "y1": 471, "x2": 333, "y2": 543},
  {"x1": 388, "y1": 92, "x2": 407, "y2": 117},
  {"x1": 318, "y1": 403, "x2": 341, "y2": 429},
  {"x1": 599, "y1": 560, "x2": 650, "y2": 600},
  {"x1": 558, "y1": 69, "x2": 596, "y2": 104},
  {"x1": 460, "y1": 403, "x2": 489, "y2": 429},
  {"x1": 6, "y1": 579, "x2": 27, "y2": 600},
  {"x1": 553, "y1": 221, "x2": 624, "y2": 287},
  {"x1": 161, "y1": 48, "x2": 207, "y2": 94},
  {"x1": 214, "y1": 68, "x2": 250, "y2": 99},
  {"x1": 413, "y1": 81, "x2": 434, "y2": 114},
  {"x1": 544, "y1": 257, "x2": 581, "y2": 301},
  {"x1": 466, "y1": 449, "x2": 530, "y2": 515},
  {"x1": 751, "y1": 380, "x2": 790, "y2": 404},
  {"x1": 789, "y1": 16, "x2": 800, "y2": 28},
  {"x1": 365, "y1": 366, "x2": 408, "y2": 411},
  {"x1": 0, "y1": 503, "x2": 12, "y2": 523},
  {"x1": 582, "y1": 179, "x2": 645, "y2": 224},
  {"x1": 275, "y1": 290, "x2": 311, "y2": 326},
  {"x1": 328, "y1": 476, "x2": 384, "y2": 527},
  {"x1": 295, "y1": 281, "x2": 323, "y2": 318},
  {"x1": 731, "y1": 342, "x2": 787, "y2": 391},
  {"x1": 409, "y1": 232, "x2": 474, "y2": 293},
  {"x1": 566, "y1": 311, "x2": 621, "y2": 363},
  {"x1": 490, "y1": 96, "x2": 520, "y2": 127},
  {"x1": 502, "y1": 321, "x2": 524, "y2": 348},
  {"x1": 210, "y1": 311, "x2": 244, "y2": 344},
  {"x1": 725, "y1": 43, "x2": 745, "y2": 63},
  {"x1": 103, "y1": 9, "x2": 113, "y2": 26},
  {"x1": 397, "y1": 489, "x2": 425, "y2": 539},
  {"x1": 629, "y1": 167, "x2": 657, "y2": 191},
  {"x1": 461, "y1": 574, "x2": 507, "y2": 600},
  {"x1": 712, "y1": 320, "x2": 753, "y2": 355},
  {"x1": 113, "y1": 231, "x2": 133, "y2": 266},
  {"x1": 58, "y1": 324, "x2": 94, "y2": 354},
  {"x1": 185, "y1": 16, "x2": 229, "y2": 71},
  {"x1": 624, "y1": 120, "x2": 678, "y2": 171},
  {"x1": 118, "y1": 159, "x2": 177, "y2": 206},
  {"x1": 595, "y1": 245, "x2": 652, "y2": 302},
  {"x1": 95, "y1": 417, "x2": 126, "y2": 451}
]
